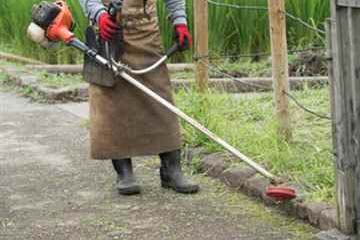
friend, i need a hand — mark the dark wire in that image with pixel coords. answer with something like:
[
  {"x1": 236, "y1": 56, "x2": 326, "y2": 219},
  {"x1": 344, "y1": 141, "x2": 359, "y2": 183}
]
[
  {"x1": 196, "y1": 58, "x2": 332, "y2": 121},
  {"x1": 196, "y1": 47, "x2": 326, "y2": 61},
  {"x1": 207, "y1": 0, "x2": 326, "y2": 34},
  {"x1": 283, "y1": 90, "x2": 332, "y2": 120},
  {"x1": 207, "y1": 61, "x2": 273, "y2": 90}
]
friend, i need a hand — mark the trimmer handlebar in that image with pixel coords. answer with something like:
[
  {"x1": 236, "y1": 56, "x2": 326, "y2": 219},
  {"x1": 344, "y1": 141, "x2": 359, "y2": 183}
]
[
  {"x1": 68, "y1": 37, "x2": 180, "y2": 75},
  {"x1": 110, "y1": 43, "x2": 180, "y2": 75},
  {"x1": 166, "y1": 43, "x2": 180, "y2": 57}
]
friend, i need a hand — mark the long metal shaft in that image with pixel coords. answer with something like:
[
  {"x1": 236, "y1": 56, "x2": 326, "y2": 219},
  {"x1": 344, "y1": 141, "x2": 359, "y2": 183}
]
[
  {"x1": 79, "y1": 45, "x2": 279, "y2": 182},
  {"x1": 117, "y1": 70, "x2": 278, "y2": 182}
]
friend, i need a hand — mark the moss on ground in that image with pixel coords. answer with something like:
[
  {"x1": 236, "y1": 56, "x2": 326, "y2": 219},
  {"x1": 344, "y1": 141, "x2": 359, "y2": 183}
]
[
  {"x1": 0, "y1": 70, "x2": 7, "y2": 84},
  {"x1": 0, "y1": 69, "x2": 14, "y2": 92},
  {"x1": 194, "y1": 176, "x2": 317, "y2": 240},
  {"x1": 35, "y1": 71, "x2": 84, "y2": 89},
  {"x1": 73, "y1": 162, "x2": 318, "y2": 240}
]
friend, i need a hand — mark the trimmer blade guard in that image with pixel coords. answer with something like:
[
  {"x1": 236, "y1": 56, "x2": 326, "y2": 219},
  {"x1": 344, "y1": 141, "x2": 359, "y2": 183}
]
[{"x1": 266, "y1": 185, "x2": 297, "y2": 201}]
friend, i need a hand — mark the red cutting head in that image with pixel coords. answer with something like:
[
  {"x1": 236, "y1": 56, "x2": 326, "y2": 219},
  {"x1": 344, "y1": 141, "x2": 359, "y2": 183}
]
[{"x1": 266, "y1": 185, "x2": 297, "y2": 201}]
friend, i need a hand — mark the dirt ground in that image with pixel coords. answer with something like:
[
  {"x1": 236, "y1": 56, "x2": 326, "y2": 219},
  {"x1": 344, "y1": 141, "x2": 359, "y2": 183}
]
[{"x1": 0, "y1": 91, "x2": 318, "y2": 240}]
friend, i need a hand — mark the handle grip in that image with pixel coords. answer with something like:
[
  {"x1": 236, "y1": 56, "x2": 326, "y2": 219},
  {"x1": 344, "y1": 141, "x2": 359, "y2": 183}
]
[
  {"x1": 108, "y1": 0, "x2": 123, "y2": 19},
  {"x1": 166, "y1": 43, "x2": 180, "y2": 57}
]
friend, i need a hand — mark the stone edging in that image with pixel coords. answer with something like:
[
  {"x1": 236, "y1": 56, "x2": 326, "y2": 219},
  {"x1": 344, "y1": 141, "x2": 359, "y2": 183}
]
[
  {"x1": 1, "y1": 64, "x2": 330, "y2": 103},
  {"x1": 185, "y1": 149, "x2": 343, "y2": 236},
  {"x1": 0, "y1": 65, "x2": 88, "y2": 103}
]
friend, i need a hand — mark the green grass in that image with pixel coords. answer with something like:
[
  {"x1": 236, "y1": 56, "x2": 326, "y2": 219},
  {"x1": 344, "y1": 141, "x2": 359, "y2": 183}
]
[
  {"x1": 36, "y1": 71, "x2": 84, "y2": 88},
  {"x1": 0, "y1": 70, "x2": 6, "y2": 83},
  {"x1": 218, "y1": 59, "x2": 273, "y2": 77},
  {"x1": 176, "y1": 86, "x2": 334, "y2": 203},
  {"x1": 171, "y1": 58, "x2": 273, "y2": 79},
  {"x1": 0, "y1": 0, "x2": 87, "y2": 63},
  {"x1": 0, "y1": 0, "x2": 329, "y2": 63},
  {"x1": 0, "y1": 70, "x2": 10, "y2": 92}
]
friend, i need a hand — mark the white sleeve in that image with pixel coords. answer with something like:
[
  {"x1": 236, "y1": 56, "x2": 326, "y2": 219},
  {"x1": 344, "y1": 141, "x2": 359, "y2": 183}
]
[
  {"x1": 164, "y1": 0, "x2": 187, "y2": 25},
  {"x1": 79, "y1": 0, "x2": 107, "y2": 22}
]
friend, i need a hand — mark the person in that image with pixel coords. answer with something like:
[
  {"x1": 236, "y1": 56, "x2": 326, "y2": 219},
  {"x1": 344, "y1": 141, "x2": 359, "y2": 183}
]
[{"x1": 79, "y1": 0, "x2": 199, "y2": 195}]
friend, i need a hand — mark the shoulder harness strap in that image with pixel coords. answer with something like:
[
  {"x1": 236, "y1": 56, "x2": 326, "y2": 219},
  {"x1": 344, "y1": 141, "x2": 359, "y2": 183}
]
[{"x1": 143, "y1": 0, "x2": 150, "y2": 19}]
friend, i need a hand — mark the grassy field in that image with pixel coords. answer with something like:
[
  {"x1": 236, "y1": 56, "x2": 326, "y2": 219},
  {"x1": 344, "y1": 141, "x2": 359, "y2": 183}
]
[
  {"x1": 176, "y1": 87, "x2": 333, "y2": 203},
  {"x1": 0, "y1": 0, "x2": 329, "y2": 63}
]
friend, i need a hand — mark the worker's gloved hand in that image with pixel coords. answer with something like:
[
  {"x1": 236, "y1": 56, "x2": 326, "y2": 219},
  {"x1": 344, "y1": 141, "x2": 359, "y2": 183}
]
[
  {"x1": 174, "y1": 24, "x2": 192, "y2": 50},
  {"x1": 98, "y1": 12, "x2": 120, "y2": 41}
]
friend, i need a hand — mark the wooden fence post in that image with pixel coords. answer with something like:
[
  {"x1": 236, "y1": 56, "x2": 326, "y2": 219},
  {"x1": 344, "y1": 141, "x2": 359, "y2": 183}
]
[
  {"x1": 330, "y1": 0, "x2": 360, "y2": 236},
  {"x1": 327, "y1": 16, "x2": 354, "y2": 235},
  {"x1": 194, "y1": 0, "x2": 209, "y2": 92},
  {"x1": 267, "y1": 0, "x2": 291, "y2": 140}
]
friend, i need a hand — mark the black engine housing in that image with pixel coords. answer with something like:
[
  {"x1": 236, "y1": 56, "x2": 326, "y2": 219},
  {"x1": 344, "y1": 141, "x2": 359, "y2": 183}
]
[{"x1": 32, "y1": 1, "x2": 61, "y2": 30}]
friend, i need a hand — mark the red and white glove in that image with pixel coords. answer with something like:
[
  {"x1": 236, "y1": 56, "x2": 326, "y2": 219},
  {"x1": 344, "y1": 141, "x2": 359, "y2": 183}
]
[
  {"x1": 175, "y1": 24, "x2": 192, "y2": 50},
  {"x1": 98, "y1": 12, "x2": 120, "y2": 41}
]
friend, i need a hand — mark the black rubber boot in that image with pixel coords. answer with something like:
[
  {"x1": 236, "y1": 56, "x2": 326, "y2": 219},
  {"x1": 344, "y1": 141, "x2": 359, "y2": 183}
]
[
  {"x1": 112, "y1": 159, "x2": 141, "y2": 195},
  {"x1": 159, "y1": 150, "x2": 199, "y2": 194}
]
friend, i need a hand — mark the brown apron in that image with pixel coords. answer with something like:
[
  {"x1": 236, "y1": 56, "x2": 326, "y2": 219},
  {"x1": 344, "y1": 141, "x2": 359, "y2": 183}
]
[{"x1": 88, "y1": 0, "x2": 182, "y2": 160}]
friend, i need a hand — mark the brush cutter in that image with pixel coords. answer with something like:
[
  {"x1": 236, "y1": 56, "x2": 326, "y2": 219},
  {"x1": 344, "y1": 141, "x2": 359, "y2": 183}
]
[{"x1": 27, "y1": 1, "x2": 296, "y2": 201}]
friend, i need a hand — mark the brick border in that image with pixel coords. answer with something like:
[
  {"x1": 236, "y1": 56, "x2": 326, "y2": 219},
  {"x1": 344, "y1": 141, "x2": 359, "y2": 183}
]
[{"x1": 195, "y1": 151, "x2": 339, "y2": 232}]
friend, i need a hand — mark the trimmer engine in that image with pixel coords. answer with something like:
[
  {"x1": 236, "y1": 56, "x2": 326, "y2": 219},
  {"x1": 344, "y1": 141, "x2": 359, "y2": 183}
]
[{"x1": 27, "y1": 1, "x2": 75, "y2": 48}]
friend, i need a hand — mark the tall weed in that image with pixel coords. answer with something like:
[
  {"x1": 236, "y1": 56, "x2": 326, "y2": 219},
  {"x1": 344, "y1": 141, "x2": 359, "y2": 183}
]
[{"x1": 0, "y1": 0, "x2": 329, "y2": 63}]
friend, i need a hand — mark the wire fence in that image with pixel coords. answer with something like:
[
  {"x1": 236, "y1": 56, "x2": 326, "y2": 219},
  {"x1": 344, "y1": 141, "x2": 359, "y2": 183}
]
[
  {"x1": 195, "y1": 57, "x2": 332, "y2": 121},
  {"x1": 207, "y1": 0, "x2": 326, "y2": 34},
  {"x1": 194, "y1": 0, "x2": 327, "y2": 61},
  {"x1": 194, "y1": 46, "x2": 326, "y2": 61},
  {"x1": 192, "y1": 1, "x2": 331, "y2": 121}
]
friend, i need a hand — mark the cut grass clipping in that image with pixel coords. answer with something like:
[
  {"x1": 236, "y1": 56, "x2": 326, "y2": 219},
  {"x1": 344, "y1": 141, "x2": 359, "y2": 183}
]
[{"x1": 176, "y1": 87, "x2": 333, "y2": 203}]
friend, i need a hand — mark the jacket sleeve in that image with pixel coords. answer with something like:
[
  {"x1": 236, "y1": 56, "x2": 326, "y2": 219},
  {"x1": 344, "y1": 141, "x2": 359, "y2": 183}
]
[
  {"x1": 79, "y1": 0, "x2": 106, "y2": 23},
  {"x1": 164, "y1": 0, "x2": 187, "y2": 25}
]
